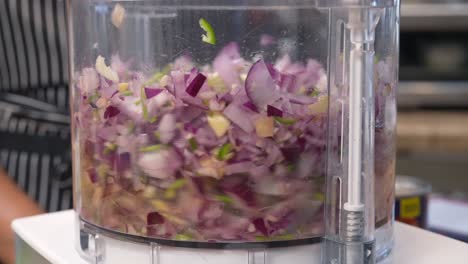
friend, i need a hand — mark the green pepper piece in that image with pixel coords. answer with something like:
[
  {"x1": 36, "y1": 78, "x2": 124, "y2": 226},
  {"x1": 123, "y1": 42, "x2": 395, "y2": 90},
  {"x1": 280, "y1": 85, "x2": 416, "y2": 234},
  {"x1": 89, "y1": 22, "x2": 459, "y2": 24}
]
[
  {"x1": 145, "y1": 65, "x2": 172, "y2": 86},
  {"x1": 121, "y1": 90, "x2": 133, "y2": 96},
  {"x1": 309, "y1": 90, "x2": 320, "y2": 97},
  {"x1": 189, "y1": 138, "x2": 198, "y2": 152},
  {"x1": 199, "y1": 18, "x2": 216, "y2": 45},
  {"x1": 139, "y1": 144, "x2": 164, "y2": 153},
  {"x1": 174, "y1": 234, "x2": 192, "y2": 241},
  {"x1": 214, "y1": 194, "x2": 233, "y2": 205},
  {"x1": 217, "y1": 143, "x2": 233, "y2": 161},
  {"x1": 274, "y1": 117, "x2": 297, "y2": 125},
  {"x1": 103, "y1": 142, "x2": 117, "y2": 155},
  {"x1": 164, "y1": 179, "x2": 187, "y2": 199}
]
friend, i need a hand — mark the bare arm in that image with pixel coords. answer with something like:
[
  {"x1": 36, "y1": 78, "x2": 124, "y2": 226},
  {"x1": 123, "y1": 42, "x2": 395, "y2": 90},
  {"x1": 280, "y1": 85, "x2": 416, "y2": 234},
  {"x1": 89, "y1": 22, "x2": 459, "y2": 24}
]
[{"x1": 0, "y1": 168, "x2": 43, "y2": 264}]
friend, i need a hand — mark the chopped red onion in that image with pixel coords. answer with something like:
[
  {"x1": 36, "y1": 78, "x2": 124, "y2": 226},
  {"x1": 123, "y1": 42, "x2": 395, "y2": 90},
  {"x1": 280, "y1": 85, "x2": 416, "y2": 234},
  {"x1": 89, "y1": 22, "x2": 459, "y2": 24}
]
[
  {"x1": 80, "y1": 68, "x2": 100, "y2": 94},
  {"x1": 145, "y1": 88, "x2": 163, "y2": 99},
  {"x1": 279, "y1": 73, "x2": 296, "y2": 92},
  {"x1": 74, "y1": 42, "x2": 359, "y2": 242},
  {"x1": 87, "y1": 168, "x2": 98, "y2": 183},
  {"x1": 158, "y1": 113, "x2": 176, "y2": 143},
  {"x1": 224, "y1": 161, "x2": 255, "y2": 175},
  {"x1": 223, "y1": 103, "x2": 254, "y2": 133},
  {"x1": 245, "y1": 59, "x2": 281, "y2": 109},
  {"x1": 252, "y1": 218, "x2": 269, "y2": 236},
  {"x1": 242, "y1": 101, "x2": 259, "y2": 113},
  {"x1": 104, "y1": 106, "x2": 120, "y2": 119},
  {"x1": 138, "y1": 150, "x2": 181, "y2": 179},
  {"x1": 147, "y1": 212, "x2": 165, "y2": 225},
  {"x1": 221, "y1": 179, "x2": 256, "y2": 207},
  {"x1": 213, "y1": 42, "x2": 242, "y2": 90},
  {"x1": 267, "y1": 105, "x2": 283, "y2": 117},
  {"x1": 186, "y1": 73, "x2": 207, "y2": 97}
]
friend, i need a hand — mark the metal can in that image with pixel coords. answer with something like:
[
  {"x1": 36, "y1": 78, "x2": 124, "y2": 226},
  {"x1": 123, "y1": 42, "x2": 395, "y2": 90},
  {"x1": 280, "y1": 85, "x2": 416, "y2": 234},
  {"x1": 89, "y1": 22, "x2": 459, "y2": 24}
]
[{"x1": 395, "y1": 175, "x2": 432, "y2": 228}]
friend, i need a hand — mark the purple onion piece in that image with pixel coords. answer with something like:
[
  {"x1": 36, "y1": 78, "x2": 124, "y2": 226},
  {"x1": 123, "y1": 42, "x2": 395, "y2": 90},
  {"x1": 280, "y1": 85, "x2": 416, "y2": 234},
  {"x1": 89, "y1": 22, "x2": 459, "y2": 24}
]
[
  {"x1": 245, "y1": 60, "x2": 281, "y2": 109},
  {"x1": 223, "y1": 182, "x2": 256, "y2": 207},
  {"x1": 279, "y1": 73, "x2": 296, "y2": 92},
  {"x1": 104, "y1": 106, "x2": 120, "y2": 119},
  {"x1": 253, "y1": 218, "x2": 269, "y2": 236},
  {"x1": 213, "y1": 42, "x2": 242, "y2": 90},
  {"x1": 280, "y1": 147, "x2": 302, "y2": 162},
  {"x1": 267, "y1": 105, "x2": 283, "y2": 117},
  {"x1": 145, "y1": 88, "x2": 163, "y2": 99},
  {"x1": 186, "y1": 73, "x2": 207, "y2": 97},
  {"x1": 268, "y1": 212, "x2": 292, "y2": 233},
  {"x1": 114, "y1": 152, "x2": 131, "y2": 172},
  {"x1": 191, "y1": 177, "x2": 205, "y2": 194},
  {"x1": 147, "y1": 212, "x2": 165, "y2": 225},
  {"x1": 87, "y1": 168, "x2": 98, "y2": 183},
  {"x1": 242, "y1": 101, "x2": 259, "y2": 113},
  {"x1": 266, "y1": 63, "x2": 280, "y2": 82},
  {"x1": 224, "y1": 161, "x2": 256, "y2": 175},
  {"x1": 223, "y1": 103, "x2": 255, "y2": 133}
]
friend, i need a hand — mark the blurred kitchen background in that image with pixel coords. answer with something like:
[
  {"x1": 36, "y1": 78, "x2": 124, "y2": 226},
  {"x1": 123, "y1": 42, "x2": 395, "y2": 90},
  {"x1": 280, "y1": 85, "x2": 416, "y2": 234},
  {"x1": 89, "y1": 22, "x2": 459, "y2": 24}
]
[
  {"x1": 396, "y1": 0, "x2": 468, "y2": 241},
  {"x1": 398, "y1": 0, "x2": 468, "y2": 194}
]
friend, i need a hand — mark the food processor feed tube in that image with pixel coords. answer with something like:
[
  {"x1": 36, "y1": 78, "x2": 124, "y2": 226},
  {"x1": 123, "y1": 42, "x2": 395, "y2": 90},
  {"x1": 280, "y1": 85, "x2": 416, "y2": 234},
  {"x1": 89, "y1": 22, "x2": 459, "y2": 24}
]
[{"x1": 322, "y1": 1, "x2": 385, "y2": 264}]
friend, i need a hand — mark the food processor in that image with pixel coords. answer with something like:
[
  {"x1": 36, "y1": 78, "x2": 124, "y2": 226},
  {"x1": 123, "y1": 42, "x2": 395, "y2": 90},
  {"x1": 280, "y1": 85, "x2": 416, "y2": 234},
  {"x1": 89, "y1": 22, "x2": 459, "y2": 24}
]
[{"x1": 68, "y1": 0, "x2": 399, "y2": 263}]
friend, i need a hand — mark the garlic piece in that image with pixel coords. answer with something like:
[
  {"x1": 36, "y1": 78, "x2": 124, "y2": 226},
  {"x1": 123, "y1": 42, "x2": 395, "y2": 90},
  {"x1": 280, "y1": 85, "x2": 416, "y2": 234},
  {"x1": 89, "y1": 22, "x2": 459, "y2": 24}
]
[
  {"x1": 111, "y1": 4, "x2": 126, "y2": 29},
  {"x1": 95, "y1": 56, "x2": 119, "y2": 82}
]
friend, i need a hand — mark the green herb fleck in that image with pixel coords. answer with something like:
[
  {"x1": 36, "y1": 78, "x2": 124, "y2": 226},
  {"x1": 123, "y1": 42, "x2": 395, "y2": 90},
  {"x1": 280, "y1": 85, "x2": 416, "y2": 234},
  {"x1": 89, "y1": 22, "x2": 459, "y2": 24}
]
[
  {"x1": 139, "y1": 144, "x2": 164, "y2": 153},
  {"x1": 313, "y1": 193, "x2": 325, "y2": 202},
  {"x1": 214, "y1": 194, "x2": 233, "y2": 205},
  {"x1": 145, "y1": 65, "x2": 172, "y2": 86},
  {"x1": 164, "y1": 179, "x2": 187, "y2": 199},
  {"x1": 286, "y1": 164, "x2": 296, "y2": 172},
  {"x1": 103, "y1": 142, "x2": 117, "y2": 155},
  {"x1": 138, "y1": 86, "x2": 149, "y2": 121},
  {"x1": 217, "y1": 143, "x2": 233, "y2": 161},
  {"x1": 121, "y1": 90, "x2": 133, "y2": 96},
  {"x1": 153, "y1": 131, "x2": 160, "y2": 140},
  {"x1": 168, "y1": 179, "x2": 187, "y2": 190},
  {"x1": 127, "y1": 122, "x2": 136, "y2": 134},
  {"x1": 273, "y1": 234, "x2": 295, "y2": 240},
  {"x1": 189, "y1": 137, "x2": 198, "y2": 151},
  {"x1": 199, "y1": 18, "x2": 216, "y2": 45},
  {"x1": 164, "y1": 189, "x2": 176, "y2": 200},
  {"x1": 274, "y1": 117, "x2": 297, "y2": 125},
  {"x1": 309, "y1": 90, "x2": 320, "y2": 97},
  {"x1": 87, "y1": 92, "x2": 100, "y2": 104},
  {"x1": 96, "y1": 164, "x2": 109, "y2": 180},
  {"x1": 149, "y1": 116, "x2": 158, "y2": 123},
  {"x1": 139, "y1": 175, "x2": 149, "y2": 185},
  {"x1": 174, "y1": 234, "x2": 192, "y2": 241}
]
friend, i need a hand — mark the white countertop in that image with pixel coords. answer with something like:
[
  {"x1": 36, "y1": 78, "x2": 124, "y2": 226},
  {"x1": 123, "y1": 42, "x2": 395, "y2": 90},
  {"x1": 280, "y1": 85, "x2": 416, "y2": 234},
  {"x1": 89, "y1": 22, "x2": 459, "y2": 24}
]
[{"x1": 12, "y1": 210, "x2": 468, "y2": 264}]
